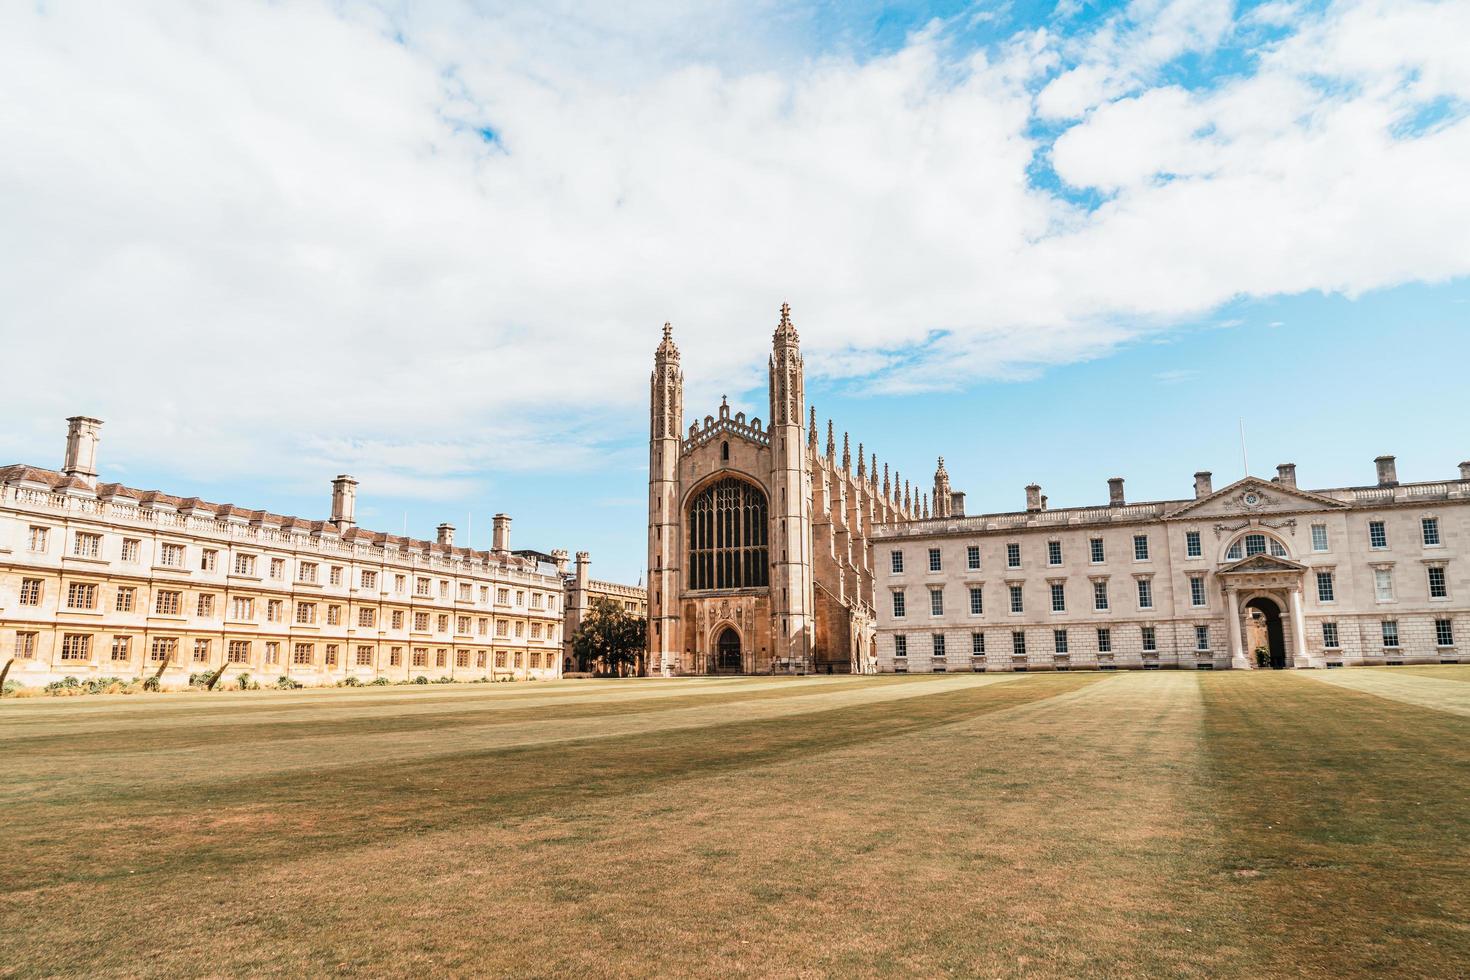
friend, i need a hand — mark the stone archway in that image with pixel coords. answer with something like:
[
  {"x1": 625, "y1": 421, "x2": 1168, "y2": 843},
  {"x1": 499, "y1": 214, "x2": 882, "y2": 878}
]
[
  {"x1": 1245, "y1": 596, "x2": 1288, "y2": 669},
  {"x1": 715, "y1": 626, "x2": 742, "y2": 673}
]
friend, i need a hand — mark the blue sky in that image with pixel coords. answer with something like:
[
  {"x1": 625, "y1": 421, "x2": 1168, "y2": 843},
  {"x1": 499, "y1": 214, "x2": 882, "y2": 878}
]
[{"x1": 1, "y1": 0, "x2": 1467, "y2": 584}]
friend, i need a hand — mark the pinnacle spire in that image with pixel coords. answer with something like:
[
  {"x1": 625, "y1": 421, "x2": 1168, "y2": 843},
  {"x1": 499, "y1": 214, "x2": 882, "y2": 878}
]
[
  {"x1": 655, "y1": 321, "x2": 679, "y2": 359},
  {"x1": 842, "y1": 432, "x2": 851, "y2": 471},
  {"x1": 826, "y1": 419, "x2": 835, "y2": 459},
  {"x1": 857, "y1": 443, "x2": 866, "y2": 477},
  {"x1": 773, "y1": 302, "x2": 799, "y2": 346},
  {"x1": 808, "y1": 406, "x2": 818, "y2": 448}
]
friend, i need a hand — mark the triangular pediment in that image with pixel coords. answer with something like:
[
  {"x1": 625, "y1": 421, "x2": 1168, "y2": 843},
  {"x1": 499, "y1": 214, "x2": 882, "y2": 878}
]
[
  {"x1": 1218, "y1": 553, "x2": 1308, "y2": 575},
  {"x1": 1165, "y1": 477, "x2": 1346, "y2": 519}
]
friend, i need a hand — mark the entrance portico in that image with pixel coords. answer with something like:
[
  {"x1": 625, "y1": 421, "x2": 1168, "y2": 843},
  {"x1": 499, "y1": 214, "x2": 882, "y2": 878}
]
[{"x1": 1218, "y1": 554, "x2": 1320, "y2": 669}]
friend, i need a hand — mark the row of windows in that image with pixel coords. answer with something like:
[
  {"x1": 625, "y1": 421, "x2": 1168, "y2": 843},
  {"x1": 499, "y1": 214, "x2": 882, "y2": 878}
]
[
  {"x1": 891, "y1": 618, "x2": 1457, "y2": 658},
  {"x1": 889, "y1": 517, "x2": 1451, "y2": 576},
  {"x1": 890, "y1": 564, "x2": 1451, "y2": 618},
  {"x1": 21, "y1": 527, "x2": 555, "y2": 607},
  {"x1": 17, "y1": 634, "x2": 560, "y2": 669},
  {"x1": 894, "y1": 576, "x2": 1193, "y2": 617},
  {"x1": 896, "y1": 534, "x2": 1160, "y2": 574},
  {"x1": 893, "y1": 625, "x2": 1175, "y2": 658},
  {"x1": 18, "y1": 580, "x2": 557, "y2": 636}
]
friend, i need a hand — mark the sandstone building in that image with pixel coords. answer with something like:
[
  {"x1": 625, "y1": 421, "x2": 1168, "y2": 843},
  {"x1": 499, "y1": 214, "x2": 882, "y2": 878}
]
[
  {"x1": 873, "y1": 459, "x2": 1470, "y2": 671},
  {"x1": 1, "y1": 417, "x2": 572, "y2": 688},
  {"x1": 646, "y1": 306, "x2": 937, "y2": 675}
]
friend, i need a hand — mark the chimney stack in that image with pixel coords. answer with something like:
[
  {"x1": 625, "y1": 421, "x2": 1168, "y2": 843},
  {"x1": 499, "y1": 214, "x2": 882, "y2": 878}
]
[
  {"x1": 1275, "y1": 463, "x2": 1297, "y2": 488},
  {"x1": 1194, "y1": 471, "x2": 1213, "y2": 499},
  {"x1": 1460, "y1": 461, "x2": 1470, "y2": 482},
  {"x1": 436, "y1": 523, "x2": 455, "y2": 547},
  {"x1": 949, "y1": 491, "x2": 966, "y2": 517},
  {"x1": 1108, "y1": 477, "x2": 1125, "y2": 507},
  {"x1": 492, "y1": 513, "x2": 512, "y2": 553},
  {"x1": 329, "y1": 475, "x2": 358, "y2": 530},
  {"x1": 1375, "y1": 455, "x2": 1398, "y2": 487},
  {"x1": 1024, "y1": 484, "x2": 1042, "y2": 512},
  {"x1": 61, "y1": 416, "x2": 103, "y2": 486}
]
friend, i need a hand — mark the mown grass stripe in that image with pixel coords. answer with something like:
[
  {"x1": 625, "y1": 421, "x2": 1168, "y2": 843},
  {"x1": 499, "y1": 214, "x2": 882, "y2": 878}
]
[
  {"x1": 0, "y1": 675, "x2": 914, "y2": 756},
  {"x1": 1303, "y1": 667, "x2": 1470, "y2": 716},
  {"x1": 0, "y1": 674, "x2": 1093, "y2": 898},
  {"x1": 1198, "y1": 671, "x2": 1470, "y2": 978}
]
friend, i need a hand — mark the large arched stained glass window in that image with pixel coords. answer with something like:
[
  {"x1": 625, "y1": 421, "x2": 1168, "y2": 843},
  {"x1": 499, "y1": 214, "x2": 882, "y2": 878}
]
[{"x1": 687, "y1": 478, "x2": 769, "y2": 590}]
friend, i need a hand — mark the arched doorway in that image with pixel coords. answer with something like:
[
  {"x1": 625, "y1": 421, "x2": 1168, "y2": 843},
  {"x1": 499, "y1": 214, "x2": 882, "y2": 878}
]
[
  {"x1": 715, "y1": 626, "x2": 742, "y2": 672},
  {"x1": 1245, "y1": 597, "x2": 1288, "y2": 669}
]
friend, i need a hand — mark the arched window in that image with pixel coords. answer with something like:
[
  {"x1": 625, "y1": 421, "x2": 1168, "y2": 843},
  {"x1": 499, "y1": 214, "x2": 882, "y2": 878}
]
[
  {"x1": 721, "y1": 441, "x2": 730, "y2": 462},
  {"x1": 1225, "y1": 532, "x2": 1290, "y2": 561},
  {"x1": 687, "y1": 478, "x2": 769, "y2": 590}
]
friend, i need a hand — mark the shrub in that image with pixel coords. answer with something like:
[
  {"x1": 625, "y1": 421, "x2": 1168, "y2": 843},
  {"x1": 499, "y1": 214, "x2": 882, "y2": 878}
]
[
  {"x1": 83, "y1": 676, "x2": 125, "y2": 695},
  {"x1": 45, "y1": 676, "x2": 82, "y2": 694},
  {"x1": 188, "y1": 672, "x2": 211, "y2": 689},
  {"x1": 236, "y1": 672, "x2": 253, "y2": 690},
  {"x1": 432, "y1": 676, "x2": 455, "y2": 684},
  {"x1": 338, "y1": 676, "x2": 362, "y2": 687},
  {"x1": 276, "y1": 675, "x2": 302, "y2": 690},
  {"x1": 369, "y1": 677, "x2": 392, "y2": 686},
  {"x1": 413, "y1": 675, "x2": 429, "y2": 685}
]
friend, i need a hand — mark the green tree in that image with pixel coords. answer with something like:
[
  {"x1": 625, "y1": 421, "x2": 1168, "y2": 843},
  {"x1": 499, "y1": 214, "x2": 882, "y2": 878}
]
[{"x1": 571, "y1": 598, "x2": 647, "y2": 676}]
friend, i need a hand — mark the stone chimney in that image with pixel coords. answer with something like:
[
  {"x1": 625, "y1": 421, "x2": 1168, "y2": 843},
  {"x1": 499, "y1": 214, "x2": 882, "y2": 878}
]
[
  {"x1": 1275, "y1": 463, "x2": 1297, "y2": 488},
  {"x1": 1108, "y1": 477, "x2": 1125, "y2": 507},
  {"x1": 1025, "y1": 484, "x2": 1043, "y2": 513},
  {"x1": 1460, "y1": 461, "x2": 1470, "y2": 482},
  {"x1": 1375, "y1": 455, "x2": 1398, "y2": 487},
  {"x1": 329, "y1": 475, "x2": 358, "y2": 530},
  {"x1": 1194, "y1": 471, "x2": 1213, "y2": 499},
  {"x1": 949, "y1": 491, "x2": 966, "y2": 517},
  {"x1": 492, "y1": 513, "x2": 512, "y2": 553},
  {"x1": 61, "y1": 416, "x2": 103, "y2": 486},
  {"x1": 436, "y1": 523, "x2": 455, "y2": 547}
]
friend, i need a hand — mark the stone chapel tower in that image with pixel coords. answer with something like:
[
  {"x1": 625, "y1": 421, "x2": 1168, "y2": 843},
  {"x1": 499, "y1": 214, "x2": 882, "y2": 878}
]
[
  {"x1": 647, "y1": 323, "x2": 683, "y2": 675},
  {"x1": 644, "y1": 303, "x2": 920, "y2": 675},
  {"x1": 768, "y1": 304, "x2": 816, "y2": 671}
]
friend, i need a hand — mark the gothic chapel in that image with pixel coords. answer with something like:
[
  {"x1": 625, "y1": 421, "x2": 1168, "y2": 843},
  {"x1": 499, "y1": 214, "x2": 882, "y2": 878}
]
[{"x1": 646, "y1": 305, "x2": 954, "y2": 674}]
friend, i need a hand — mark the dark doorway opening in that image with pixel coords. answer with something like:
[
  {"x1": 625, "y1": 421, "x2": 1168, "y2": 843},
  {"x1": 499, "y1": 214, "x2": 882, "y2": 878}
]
[
  {"x1": 716, "y1": 627, "x2": 742, "y2": 672},
  {"x1": 1246, "y1": 597, "x2": 1288, "y2": 669}
]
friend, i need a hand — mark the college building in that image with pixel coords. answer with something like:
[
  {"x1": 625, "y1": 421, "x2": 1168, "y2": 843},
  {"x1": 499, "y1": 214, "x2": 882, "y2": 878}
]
[
  {"x1": 0, "y1": 417, "x2": 595, "y2": 688},
  {"x1": 647, "y1": 306, "x2": 927, "y2": 675},
  {"x1": 872, "y1": 458, "x2": 1470, "y2": 671}
]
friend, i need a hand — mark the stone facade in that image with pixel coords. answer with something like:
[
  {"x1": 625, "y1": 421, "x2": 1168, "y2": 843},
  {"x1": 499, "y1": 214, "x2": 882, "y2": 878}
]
[
  {"x1": 1, "y1": 418, "x2": 568, "y2": 689},
  {"x1": 646, "y1": 307, "x2": 937, "y2": 675},
  {"x1": 873, "y1": 460, "x2": 1470, "y2": 671}
]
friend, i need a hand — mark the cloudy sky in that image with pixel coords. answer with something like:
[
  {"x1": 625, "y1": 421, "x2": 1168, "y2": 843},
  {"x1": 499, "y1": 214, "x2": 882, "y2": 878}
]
[{"x1": 2, "y1": 0, "x2": 1468, "y2": 583}]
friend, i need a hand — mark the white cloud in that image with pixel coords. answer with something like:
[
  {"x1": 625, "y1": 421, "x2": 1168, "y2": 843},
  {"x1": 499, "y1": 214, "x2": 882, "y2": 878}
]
[{"x1": 0, "y1": 0, "x2": 1467, "y2": 495}]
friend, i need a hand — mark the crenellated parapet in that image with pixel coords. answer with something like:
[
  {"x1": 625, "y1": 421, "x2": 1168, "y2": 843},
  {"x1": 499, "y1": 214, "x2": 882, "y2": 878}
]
[{"x1": 683, "y1": 397, "x2": 770, "y2": 452}]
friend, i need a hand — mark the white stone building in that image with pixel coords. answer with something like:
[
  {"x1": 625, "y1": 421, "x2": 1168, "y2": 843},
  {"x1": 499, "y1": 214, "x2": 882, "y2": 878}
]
[
  {"x1": 872, "y1": 458, "x2": 1470, "y2": 671},
  {"x1": 1, "y1": 417, "x2": 568, "y2": 688}
]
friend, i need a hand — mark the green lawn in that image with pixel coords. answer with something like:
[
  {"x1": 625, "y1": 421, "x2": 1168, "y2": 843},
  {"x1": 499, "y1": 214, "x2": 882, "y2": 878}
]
[{"x1": 2, "y1": 669, "x2": 1467, "y2": 978}]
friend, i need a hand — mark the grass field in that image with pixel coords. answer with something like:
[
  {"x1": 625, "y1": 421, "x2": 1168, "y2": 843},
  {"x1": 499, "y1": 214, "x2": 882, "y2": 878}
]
[{"x1": 2, "y1": 668, "x2": 1467, "y2": 978}]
